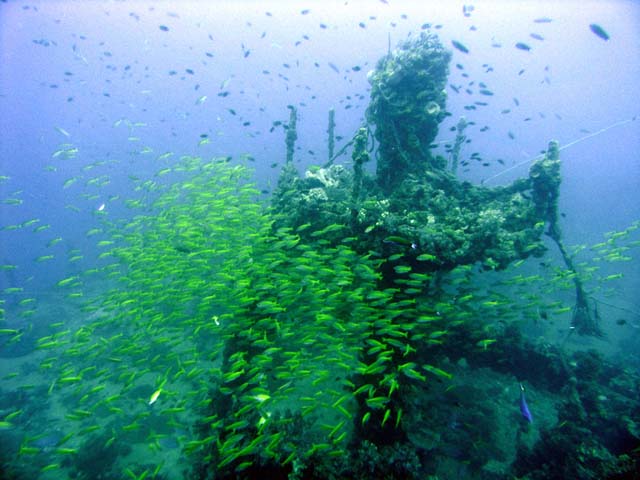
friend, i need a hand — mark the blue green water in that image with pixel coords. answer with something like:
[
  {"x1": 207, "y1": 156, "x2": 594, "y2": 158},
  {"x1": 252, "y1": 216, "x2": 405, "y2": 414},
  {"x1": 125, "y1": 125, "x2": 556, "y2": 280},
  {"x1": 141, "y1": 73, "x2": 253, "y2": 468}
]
[{"x1": 1, "y1": 2, "x2": 639, "y2": 479}]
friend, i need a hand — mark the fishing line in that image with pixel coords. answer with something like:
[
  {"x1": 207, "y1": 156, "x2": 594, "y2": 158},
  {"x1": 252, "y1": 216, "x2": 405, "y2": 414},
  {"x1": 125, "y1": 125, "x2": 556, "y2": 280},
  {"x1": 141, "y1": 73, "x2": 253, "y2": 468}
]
[
  {"x1": 482, "y1": 115, "x2": 637, "y2": 184},
  {"x1": 591, "y1": 296, "x2": 640, "y2": 319}
]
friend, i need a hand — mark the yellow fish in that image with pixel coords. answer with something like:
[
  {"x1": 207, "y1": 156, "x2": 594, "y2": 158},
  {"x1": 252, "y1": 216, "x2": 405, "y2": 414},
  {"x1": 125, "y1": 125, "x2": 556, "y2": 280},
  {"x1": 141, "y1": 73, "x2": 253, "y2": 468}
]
[{"x1": 148, "y1": 389, "x2": 161, "y2": 405}]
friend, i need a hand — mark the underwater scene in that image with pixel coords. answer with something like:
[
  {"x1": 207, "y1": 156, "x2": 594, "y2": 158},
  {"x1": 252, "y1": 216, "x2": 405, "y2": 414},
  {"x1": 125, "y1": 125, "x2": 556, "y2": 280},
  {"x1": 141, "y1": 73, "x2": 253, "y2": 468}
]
[{"x1": 1, "y1": 1, "x2": 639, "y2": 479}]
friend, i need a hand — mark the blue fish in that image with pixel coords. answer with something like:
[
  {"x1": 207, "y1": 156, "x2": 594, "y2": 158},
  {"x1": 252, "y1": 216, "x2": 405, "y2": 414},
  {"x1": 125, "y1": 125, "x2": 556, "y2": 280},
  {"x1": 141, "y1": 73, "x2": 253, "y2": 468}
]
[
  {"x1": 589, "y1": 24, "x2": 610, "y2": 41},
  {"x1": 519, "y1": 383, "x2": 533, "y2": 423},
  {"x1": 451, "y1": 40, "x2": 469, "y2": 54}
]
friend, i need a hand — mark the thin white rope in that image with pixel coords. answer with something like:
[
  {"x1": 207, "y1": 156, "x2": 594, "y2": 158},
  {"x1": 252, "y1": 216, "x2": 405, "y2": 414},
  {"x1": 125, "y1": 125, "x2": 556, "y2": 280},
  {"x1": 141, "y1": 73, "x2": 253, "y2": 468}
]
[{"x1": 482, "y1": 116, "x2": 637, "y2": 184}]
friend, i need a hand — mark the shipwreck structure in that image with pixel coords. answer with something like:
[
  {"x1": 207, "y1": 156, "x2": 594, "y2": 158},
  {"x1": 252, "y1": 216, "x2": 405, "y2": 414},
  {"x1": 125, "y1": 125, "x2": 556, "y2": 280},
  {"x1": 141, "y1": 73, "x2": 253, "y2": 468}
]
[
  {"x1": 274, "y1": 33, "x2": 556, "y2": 275},
  {"x1": 273, "y1": 32, "x2": 602, "y2": 336},
  {"x1": 195, "y1": 31, "x2": 634, "y2": 480}
]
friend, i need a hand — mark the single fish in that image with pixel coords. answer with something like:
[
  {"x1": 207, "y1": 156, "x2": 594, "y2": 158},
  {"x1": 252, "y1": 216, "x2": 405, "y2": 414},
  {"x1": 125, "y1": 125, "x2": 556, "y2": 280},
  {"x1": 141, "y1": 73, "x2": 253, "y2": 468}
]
[
  {"x1": 149, "y1": 388, "x2": 161, "y2": 405},
  {"x1": 451, "y1": 40, "x2": 469, "y2": 54},
  {"x1": 589, "y1": 24, "x2": 609, "y2": 41},
  {"x1": 54, "y1": 126, "x2": 70, "y2": 137},
  {"x1": 519, "y1": 383, "x2": 533, "y2": 423}
]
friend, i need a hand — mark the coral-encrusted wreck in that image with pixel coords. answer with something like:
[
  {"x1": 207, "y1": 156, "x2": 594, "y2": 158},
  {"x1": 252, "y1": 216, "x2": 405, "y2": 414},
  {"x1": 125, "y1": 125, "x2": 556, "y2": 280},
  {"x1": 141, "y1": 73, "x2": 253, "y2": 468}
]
[{"x1": 273, "y1": 32, "x2": 559, "y2": 276}]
